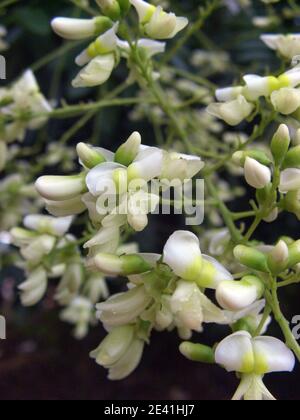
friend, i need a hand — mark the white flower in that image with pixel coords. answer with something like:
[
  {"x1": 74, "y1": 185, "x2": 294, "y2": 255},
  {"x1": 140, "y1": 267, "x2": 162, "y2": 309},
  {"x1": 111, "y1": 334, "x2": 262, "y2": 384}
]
[
  {"x1": 163, "y1": 231, "x2": 203, "y2": 283},
  {"x1": 216, "y1": 276, "x2": 264, "y2": 311},
  {"x1": 51, "y1": 17, "x2": 109, "y2": 40},
  {"x1": 127, "y1": 146, "x2": 164, "y2": 182},
  {"x1": 19, "y1": 267, "x2": 48, "y2": 307},
  {"x1": 44, "y1": 196, "x2": 86, "y2": 217},
  {"x1": 130, "y1": 0, "x2": 188, "y2": 40},
  {"x1": 60, "y1": 296, "x2": 94, "y2": 339},
  {"x1": 118, "y1": 38, "x2": 166, "y2": 58},
  {"x1": 161, "y1": 152, "x2": 204, "y2": 181},
  {"x1": 83, "y1": 274, "x2": 109, "y2": 304},
  {"x1": 279, "y1": 168, "x2": 300, "y2": 193},
  {"x1": 215, "y1": 331, "x2": 295, "y2": 400},
  {"x1": 271, "y1": 88, "x2": 300, "y2": 115},
  {"x1": 35, "y1": 174, "x2": 86, "y2": 201},
  {"x1": 20, "y1": 234, "x2": 56, "y2": 265},
  {"x1": 55, "y1": 262, "x2": 84, "y2": 305},
  {"x1": 90, "y1": 325, "x2": 145, "y2": 380},
  {"x1": 72, "y1": 54, "x2": 115, "y2": 88},
  {"x1": 261, "y1": 34, "x2": 300, "y2": 60},
  {"x1": 96, "y1": 285, "x2": 151, "y2": 327},
  {"x1": 207, "y1": 95, "x2": 254, "y2": 126},
  {"x1": 23, "y1": 215, "x2": 73, "y2": 236},
  {"x1": 244, "y1": 157, "x2": 271, "y2": 189}
]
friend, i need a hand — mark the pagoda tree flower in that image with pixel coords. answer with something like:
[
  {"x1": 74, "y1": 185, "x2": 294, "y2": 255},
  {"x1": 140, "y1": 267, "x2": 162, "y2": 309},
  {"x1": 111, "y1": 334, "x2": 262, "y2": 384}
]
[
  {"x1": 51, "y1": 16, "x2": 114, "y2": 40},
  {"x1": 55, "y1": 260, "x2": 84, "y2": 305},
  {"x1": 243, "y1": 157, "x2": 271, "y2": 189},
  {"x1": 261, "y1": 34, "x2": 300, "y2": 60},
  {"x1": 90, "y1": 324, "x2": 145, "y2": 380},
  {"x1": 207, "y1": 95, "x2": 254, "y2": 126},
  {"x1": 129, "y1": 0, "x2": 188, "y2": 40},
  {"x1": 215, "y1": 331, "x2": 295, "y2": 400},
  {"x1": 10, "y1": 215, "x2": 74, "y2": 306},
  {"x1": 209, "y1": 65, "x2": 300, "y2": 125},
  {"x1": 60, "y1": 296, "x2": 95, "y2": 339}
]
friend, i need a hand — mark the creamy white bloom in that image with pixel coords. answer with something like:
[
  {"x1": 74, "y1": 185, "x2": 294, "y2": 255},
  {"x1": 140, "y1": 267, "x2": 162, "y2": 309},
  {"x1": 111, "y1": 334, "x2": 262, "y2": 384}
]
[
  {"x1": 51, "y1": 17, "x2": 104, "y2": 40},
  {"x1": 130, "y1": 0, "x2": 188, "y2": 40},
  {"x1": 163, "y1": 231, "x2": 203, "y2": 283},
  {"x1": 90, "y1": 325, "x2": 145, "y2": 380},
  {"x1": 19, "y1": 267, "x2": 48, "y2": 307},
  {"x1": 215, "y1": 331, "x2": 295, "y2": 400},
  {"x1": 72, "y1": 54, "x2": 115, "y2": 88},
  {"x1": 60, "y1": 296, "x2": 94, "y2": 339},
  {"x1": 161, "y1": 152, "x2": 204, "y2": 181},
  {"x1": 127, "y1": 146, "x2": 164, "y2": 182},
  {"x1": 55, "y1": 262, "x2": 84, "y2": 305},
  {"x1": 23, "y1": 215, "x2": 73, "y2": 236},
  {"x1": 261, "y1": 34, "x2": 300, "y2": 60},
  {"x1": 36, "y1": 174, "x2": 86, "y2": 201},
  {"x1": 271, "y1": 88, "x2": 300, "y2": 115},
  {"x1": 207, "y1": 95, "x2": 254, "y2": 126},
  {"x1": 279, "y1": 168, "x2": 300, "y2": 193}
]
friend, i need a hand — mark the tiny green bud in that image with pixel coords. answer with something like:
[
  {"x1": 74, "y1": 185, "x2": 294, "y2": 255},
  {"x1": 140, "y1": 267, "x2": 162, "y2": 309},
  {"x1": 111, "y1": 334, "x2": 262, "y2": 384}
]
[
  {"x1": 179, "y1": 342, "x2": 215, "y2": 364},
  {"x1": 232, "y1": 150, "x2": 272, "y2": 167},
  {"x1": 267, "y1": 240, "x2": 289, "y2": 274},
  {"x1": 115, "y1": 132, "x2": 141, "y2": 166},
  {"x1": 95, "y1": 0, "x2": 121, "y2": 20},
  {"x1": 234, "y1": 245, "x2": 269, "y2": 273},
  {"x1": 93, "y1": 253, "x2": 152, "y2": 276},
  {"x1": 76, "y1": 143, "x2": 106, "y2": 169},
  {"x1": 271, "y1": 124, "x2": 291, "y2": 166},
  {"x1": 288, "y1": 240, "x2": 300, "y2": 268},
  {"x1": 283, "y1": 145, "x2": 300, "y2": 170}
]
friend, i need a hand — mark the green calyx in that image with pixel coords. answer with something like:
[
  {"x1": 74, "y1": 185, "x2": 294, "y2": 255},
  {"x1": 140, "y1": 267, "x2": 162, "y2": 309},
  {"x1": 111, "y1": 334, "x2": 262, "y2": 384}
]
[
  {"x1": 234, "y1": 245, "x2": 269, "y2": 273},
  {"x1": 94, "y1": 16, "x2": 114, "y2": 35},
  {"x1": 232, "y1": 150, "x2": 272, "y2": 167},
  {"x1": 282, "y1": 146, "x2": 300, "y2": 170},
  {"x1": 121, "y1": 254, "x2": 152, "y2": 275},
  {"x1": 179, "y1": 342, "x2": 215, "y2": 364}
]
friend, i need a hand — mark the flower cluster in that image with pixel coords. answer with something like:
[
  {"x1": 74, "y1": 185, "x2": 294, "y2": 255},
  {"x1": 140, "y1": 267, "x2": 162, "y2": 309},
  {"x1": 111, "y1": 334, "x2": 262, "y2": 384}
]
[
  {"x1": 90, "y1": 230, "x2": 268, "y2": 380},
  {"x1": 207, "y1": 65, "x2": 300, "y2": 125},
  {"x1": 0, "y1": 70, "x2": 52, "y2": 171},
  {"x1": 51, "y1": 0, "x2": 188, "y2": 88}
]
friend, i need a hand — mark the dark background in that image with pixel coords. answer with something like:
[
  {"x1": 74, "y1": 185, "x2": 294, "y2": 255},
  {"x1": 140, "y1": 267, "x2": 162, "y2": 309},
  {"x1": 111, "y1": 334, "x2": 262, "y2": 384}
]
[{"x1": 0, "y1": 0, "x2": 300, "y2": 400}]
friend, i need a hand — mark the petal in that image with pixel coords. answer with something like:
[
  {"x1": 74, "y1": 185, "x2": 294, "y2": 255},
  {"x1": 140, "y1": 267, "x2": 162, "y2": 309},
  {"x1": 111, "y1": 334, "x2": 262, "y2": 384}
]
[
  {"x1": 86, "y1": 162, "x2": 124, "y2": 196},
  {"x1": 279, "y1": 168, "x2": 300, "y2": 193},
  {"x1": 253, "y1": 336, "x2": 295, "y2": 374},
  {"x1": 215, "y1": 331, "x2": 254, "y2": 373},
  {"x1": 163, "y1": 231, "x2": 202, "y2": 282}
]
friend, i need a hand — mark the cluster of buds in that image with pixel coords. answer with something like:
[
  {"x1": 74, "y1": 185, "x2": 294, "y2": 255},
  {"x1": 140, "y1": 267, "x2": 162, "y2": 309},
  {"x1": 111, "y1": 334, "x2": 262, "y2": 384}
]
[
  {"x1": 207, "y1": 65, "x2": 300, "y2": 125},
  {"x1": 35, "y1": 131, "x2": 204, "y2": 253},
  {"x1": 51, "y1": 0, "x2": 188, "y2": 88},
  {"x1": 90, "y1": 230, "x2": 268, "y2": 380},
  {"x1": 0, "y1": 70, "x2": 52, "y2": 170}
]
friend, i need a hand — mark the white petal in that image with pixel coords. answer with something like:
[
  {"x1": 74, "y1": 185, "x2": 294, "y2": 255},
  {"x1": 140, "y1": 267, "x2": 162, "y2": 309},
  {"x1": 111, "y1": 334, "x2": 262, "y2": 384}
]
[
  {"x1": 279, "y1": 168, "x2": 300, "y2": 193},
  {"x1": 163, "y1": 231, "x2": 202, "y2": 282},
  {"x1": 86, "y1": 162, "x2": 124, "y2": 196},
  {"x1": 253, "y1": 336, "x2": 295, "y2": 374}
]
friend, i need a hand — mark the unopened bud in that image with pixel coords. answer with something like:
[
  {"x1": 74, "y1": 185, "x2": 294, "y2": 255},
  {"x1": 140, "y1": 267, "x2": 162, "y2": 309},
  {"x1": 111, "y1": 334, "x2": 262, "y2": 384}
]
[
  {"x1": 93, "y1": 253, "x2": 152, "y2": 276},
  {"x1": 51, "y1": 17, "x2": 112, "y2": 40},
  {"x1": 179, "y1": 342, "x2": 215, "y2": 364},
  {"x1": 267, "y1": 240, "x2": 289, "y2": 274},
  {"x1": 283, "y1": 145, "x2": 300, "y2": 169},
  {"x1": 271, "y1": 124, "x2": 291, "y2": 166},
  {"x1": 234, "y1": 245, "x2": 269, "y2": 272},
  {"x1": 232, "y1": 150, "x2": 272, "y2": 167},
  {"x1": 288, "y1": 240, "x2": 300, "y2": 268},
  {"x1": 35, "y1": 174, "x2": 86, "y2": 201},
  {"x1": 77, "y1": 143, "x2": 106, "y2": 168},
  {"x1": 95, "y1": 0, "x2": 121, "y2": 20},
  {"x1": 244, "y1": 157, "x2": 271, "y2": 189},
  {"x1": 216, "y1": 276, "x2": 264, "y2": 311},
  {"x1": 114, "y1": 132, "x2": 141, "y2": 166}
]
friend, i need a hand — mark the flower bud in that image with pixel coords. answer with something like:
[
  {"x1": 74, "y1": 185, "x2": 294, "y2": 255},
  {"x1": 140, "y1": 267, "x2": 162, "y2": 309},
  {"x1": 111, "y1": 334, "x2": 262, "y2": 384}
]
[
  {"x1": 114, "y1": 132, "x2": 141, "y2": 166},
  {"x1": 232, "y1": 150, "x2": 272, "y2": 167},
  {"x1": 244, "y1": 157, "x2": 271, "y2": 189},
  {"x1": 271, "y1": 88, "x2": 300, "y2": 115},
  {"x1": 283, "y1": 191, "x2": 300, "y2": 220},
  {"x1": 287, "y1": 240, "x2": 300, "y2": 267},
  {"x1": 216, "y1": 276, "x2": 264, "y2": 312},
  {"x1": 271, "y1": 124, "x2": 291, "y2": 166},
  {"x1": 267, "y1": 240, "x2": 289, "y2": 273},
  {"x1": 76, "y1": 143, "x2": 106, "y2": 168},
  {"x1": 35, "y1": 174, "x2": 86, "y2": 201},
  {"x1": 10, "y1": 227, "x2": 37, "y2": 247},
  {"x1": 0, "y1": 141, "x2": 7, "y2": 171},
  {"x1": 93, "y1": 253, "x2": 152, "y2": 276},
  {"x1": 263, "y1": 207, "x2": 279, "y2": 223},
  {"x1": 51, "y1": 17, "x2": 112, "y2": 40},
  {"x1": 95, "y1": 0, "x2": 121, "y2": 20},
  {"x1": 179, "y1": 342, "x2": 215, "y2": 364},
  {"x1": 234, "y1": 245, "x2": 269, "y2": 272},
  {"x1": 283, "y1": 145, "x2": 300, "y2": 169}
]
